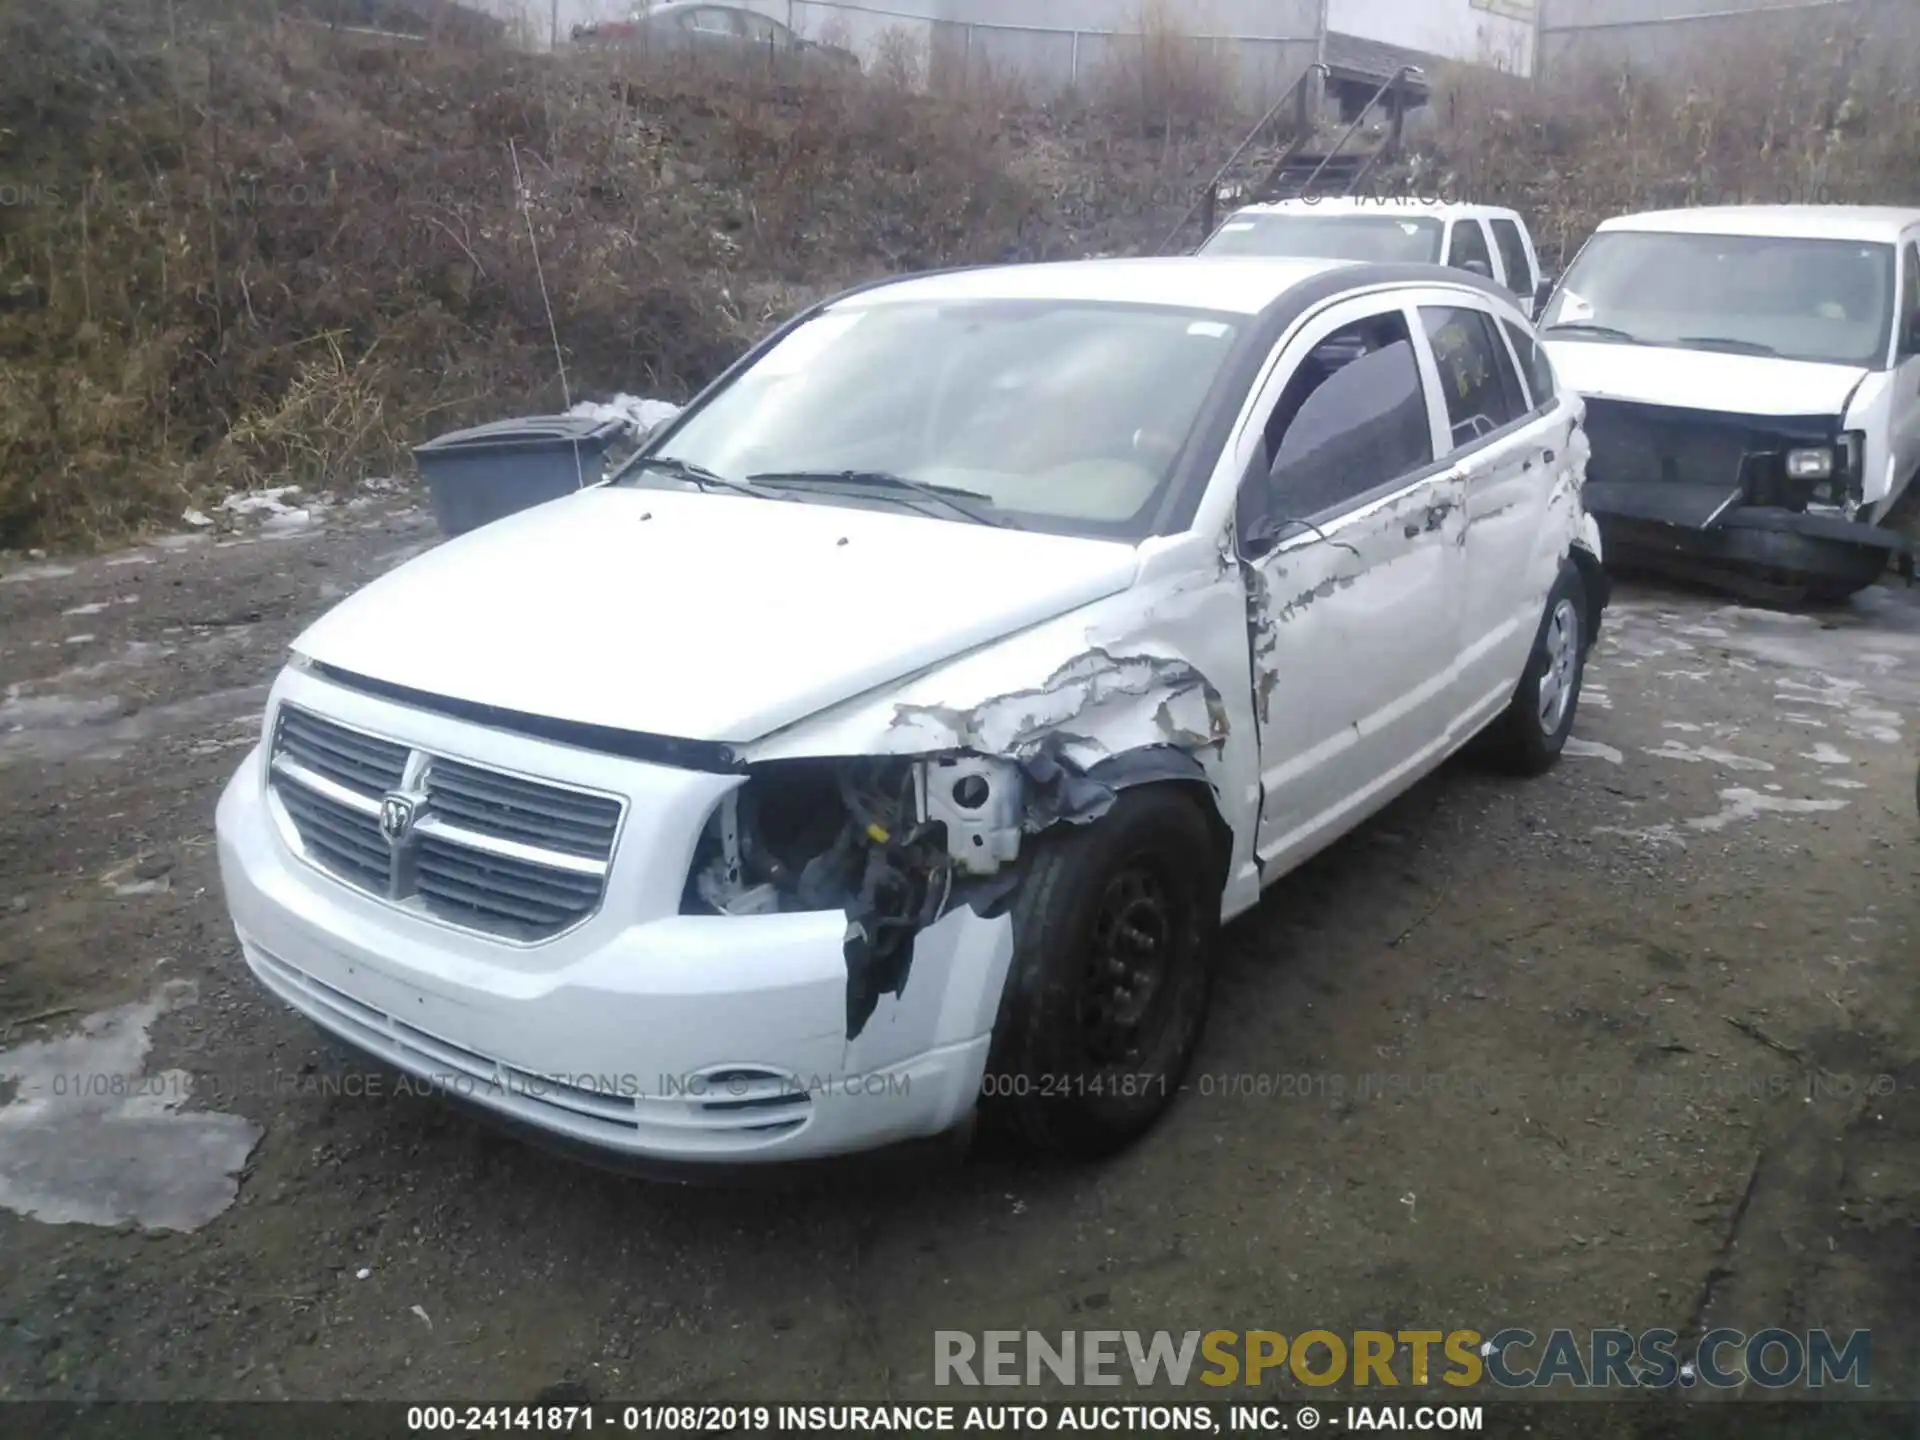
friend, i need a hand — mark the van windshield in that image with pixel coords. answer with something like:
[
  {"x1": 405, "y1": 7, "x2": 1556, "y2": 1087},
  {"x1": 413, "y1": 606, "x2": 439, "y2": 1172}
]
[
  {"x1": 1542, "y1": 230, "x2": 1897, "y2": 368},
  {"x1": 1200, "y1": 213, "x2": 1444, "y2": 264}
]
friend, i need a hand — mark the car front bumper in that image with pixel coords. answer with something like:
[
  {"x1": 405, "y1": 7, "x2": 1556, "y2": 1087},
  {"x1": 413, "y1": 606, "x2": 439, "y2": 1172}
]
[{"x1": 214, "y1": 693, "x2": 1014, "y2": 1170}]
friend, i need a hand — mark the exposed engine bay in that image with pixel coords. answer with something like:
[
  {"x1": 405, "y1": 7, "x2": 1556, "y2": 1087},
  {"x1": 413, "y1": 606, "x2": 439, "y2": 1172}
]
[{"x1": 682, "y1": 755, "x2": 1027, "y2": 1037}]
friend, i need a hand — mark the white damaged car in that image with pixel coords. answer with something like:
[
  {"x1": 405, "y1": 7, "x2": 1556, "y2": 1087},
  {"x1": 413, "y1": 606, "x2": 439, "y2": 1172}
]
[
  {"x1": 215, "y1": 257, "x2": 1606, "y2": 1174},
  {"x1": 1541, "y1": 205, "x2": 1920, "y2": 603}
]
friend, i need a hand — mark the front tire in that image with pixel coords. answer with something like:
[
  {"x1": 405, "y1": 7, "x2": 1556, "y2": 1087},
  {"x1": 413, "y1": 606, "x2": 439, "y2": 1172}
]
[
  {"x1": 982, "y1": 786, "x2": 1222, "y2": 1160},
  {"x1": 1485, "y1": 560, "x2": 1589, "y2": 776}
]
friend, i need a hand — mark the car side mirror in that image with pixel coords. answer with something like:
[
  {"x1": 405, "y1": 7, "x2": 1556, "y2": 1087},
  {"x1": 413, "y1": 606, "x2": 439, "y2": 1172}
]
[
  {"x1": 1905, "y1": 313, "x2": 1920, "y2": 358},
  {"x1": 1534, "y1": 276, "x2": 1555, "y2": 313}
]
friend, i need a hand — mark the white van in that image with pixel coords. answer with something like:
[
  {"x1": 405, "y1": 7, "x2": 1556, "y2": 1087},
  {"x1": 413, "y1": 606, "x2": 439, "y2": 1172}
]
[{"x1": 1199, "y1": 198, "x2": 1551, "y2": 318}]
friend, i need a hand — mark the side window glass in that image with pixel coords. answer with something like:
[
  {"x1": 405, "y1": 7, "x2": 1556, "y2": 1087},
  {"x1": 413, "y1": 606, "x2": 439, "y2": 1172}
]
[
  {"x1": 1242, "y1": 311, "x2": 1435, "y2": 543},
  {"x1": 1490, "y1": 219, "x2": 1532, "y2": 298},
  {"x1": 1501, "y1": 319, "x2": 1557, "y2": 410},
  {"x1": 1446, "y1": 220, "x2": 1495, "y2": 278},
  {"x1": 738, "y1": 11, "x2": 781, "y2": 42},
  {"x1": 1421, "y1": 307, "x2": 1526, "y2": 450},
  {"x1": 684, "y1": 7, "x2": 740, "y2": 34},
  {"x1": 1903, "y1": 243, "x2": 1920, "y2": 355}
]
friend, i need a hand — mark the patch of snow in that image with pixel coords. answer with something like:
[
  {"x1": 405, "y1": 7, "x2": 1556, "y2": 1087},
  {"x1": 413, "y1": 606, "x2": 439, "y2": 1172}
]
[
  {"x1": 1564, "y1": 737, "x2": 1624, "y2": 764},
  {"x1": 0, "y1": 982, "x2": 262, "y2": 1232},
  {"x1": 183, "y1": 508, "x2": 213, "y2": 528},
  {"x1": 0, "y1": 564, "x2": 78, "y2": 584},
  {"x1": 62, "y1": 602, "x2": 107, "y2": 617},
  {"x1": 1643, "y1": 741, "x2": 1774, "y2": 773},
  {"x1": 1687, "y1": 787, "x2": 1848, "y2": 833},
  {"x1": 568, "y1": 394, "x2": 681, "y2": 439},
  {"x1": 1801, "y1": 744, "x2": 1852, "y2": 767}
]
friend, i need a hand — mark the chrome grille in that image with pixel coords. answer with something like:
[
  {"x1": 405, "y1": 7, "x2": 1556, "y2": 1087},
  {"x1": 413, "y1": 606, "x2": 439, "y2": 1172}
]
[
  {"x1": 268, "y1": 704, "x2": 623, "y2": 942},
  {"x1": 426, "y1": 758, "x2": 621, "y2": 859}
]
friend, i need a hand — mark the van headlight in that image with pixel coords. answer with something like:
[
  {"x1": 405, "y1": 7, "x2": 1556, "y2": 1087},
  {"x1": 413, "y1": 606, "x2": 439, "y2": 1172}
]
[{"x1": 1785, "y1": 447, "x2": 1835, "y2": 481}]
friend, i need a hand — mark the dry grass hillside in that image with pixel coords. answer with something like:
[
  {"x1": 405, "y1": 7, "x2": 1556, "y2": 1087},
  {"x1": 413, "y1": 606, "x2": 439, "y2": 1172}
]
[{"x1": 3, "y1": 0, "x2": 1919, "y2": 551}]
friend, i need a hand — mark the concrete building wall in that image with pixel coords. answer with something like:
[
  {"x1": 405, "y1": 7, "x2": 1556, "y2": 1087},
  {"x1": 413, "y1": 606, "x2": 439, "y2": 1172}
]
[
  {"x1": 728, "y1": 0, "x2": 1321, "y2": 100},
  {"x1": 1327, "y1": 0, "x2": 1537, "y2": 76},
  {"x1": 1538, "y1": 0, "x2": 1914, "y2": 75}
]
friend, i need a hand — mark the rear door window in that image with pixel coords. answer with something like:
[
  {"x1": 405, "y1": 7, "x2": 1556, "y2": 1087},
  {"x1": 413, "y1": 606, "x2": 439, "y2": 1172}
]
[
  {"x1": 1501, "y1": 319, "x2": 1557, "y2": 410},
  {"x1": 1902, "y1": 242, "x2": 1920, "y2": 357},
  {"x1": 1420, "y1": 306, "x2": 1527, "y2": 451},
  {"x1": 1446, "y1": 220, "x2": 1496, "y2": 279},
  {"x1": 1489, "y1": 219, "x2": 1534, "y2": 299}
]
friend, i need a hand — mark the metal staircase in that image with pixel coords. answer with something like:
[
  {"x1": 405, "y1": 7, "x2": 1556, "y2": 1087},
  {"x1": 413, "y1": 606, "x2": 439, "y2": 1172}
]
[{"x1": 1157, "y1": 64, "x2": 1425, "y2": 255}]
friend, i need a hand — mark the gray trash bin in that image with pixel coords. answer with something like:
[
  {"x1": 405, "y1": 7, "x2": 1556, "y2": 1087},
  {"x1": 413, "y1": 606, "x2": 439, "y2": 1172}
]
[{"x1": 412, "y1": 414, "x2": 629, "y2": 538}]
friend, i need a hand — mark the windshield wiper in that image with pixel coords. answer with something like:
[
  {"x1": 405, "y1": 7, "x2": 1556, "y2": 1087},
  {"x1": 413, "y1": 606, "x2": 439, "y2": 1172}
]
[
  {"x1": 1543, "y1": 321, "x2": 1641, "y2": 343},
  {"x1": 745, "y1": 469, "x2": 1016, "y2": 528},
  {"x1": 618, "y1": 453, "x2": 776, "y2": 500},
  {"x1": 1676, "y1": 335, "x2": 1780, "y2": 357}
]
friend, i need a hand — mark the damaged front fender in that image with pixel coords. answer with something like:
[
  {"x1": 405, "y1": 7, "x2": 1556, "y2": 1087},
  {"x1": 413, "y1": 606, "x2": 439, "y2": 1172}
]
[{"x1": 710, "y1": 563, "x2": 1258, "y2": 1042}]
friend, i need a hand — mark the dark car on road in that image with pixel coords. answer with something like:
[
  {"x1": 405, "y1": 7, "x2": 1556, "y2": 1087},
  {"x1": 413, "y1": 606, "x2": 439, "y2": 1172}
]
[{"x1": 571, "y1": 1, "x2": 860, "y2": 74}]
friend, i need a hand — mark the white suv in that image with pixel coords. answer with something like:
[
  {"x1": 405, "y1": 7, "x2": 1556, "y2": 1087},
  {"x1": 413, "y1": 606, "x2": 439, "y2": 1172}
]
[
  {"x1": 216, "y1": 257, "x2": 1605, "y2": 1173},
  {"x1": 1199, "y1": 198, "x2": 1551, "y2": 318},
  {"x1": 1540, "y1": 206, "x2": 1920, "y2": 602}
]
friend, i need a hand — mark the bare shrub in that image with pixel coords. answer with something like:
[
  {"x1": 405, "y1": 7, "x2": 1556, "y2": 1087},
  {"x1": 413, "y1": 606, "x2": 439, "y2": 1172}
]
[
  {"x1": 871, "y1": 24, "x2": 927, "y2": 92},
  {"x1": 1422, "y1": 12, "x2": 1920, "y2": 267},
  {"x1": 1091, "y1": 0, "x2": 1245, "y2": 138},
  {"x1": 0, "y1": 0, "x2": 1055, "y2": 547}
]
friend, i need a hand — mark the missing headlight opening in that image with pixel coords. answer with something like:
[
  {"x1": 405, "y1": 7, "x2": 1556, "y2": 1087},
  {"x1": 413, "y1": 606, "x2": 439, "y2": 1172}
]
[{"x1": 682, "y1": 754, "x2": 1027, "y2": 1038}]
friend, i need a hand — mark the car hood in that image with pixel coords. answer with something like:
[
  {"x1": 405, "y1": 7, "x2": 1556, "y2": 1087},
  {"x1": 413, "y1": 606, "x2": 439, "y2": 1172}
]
[
  {"x1": 1544, "y1": 340, "x2": 1870, "y2": 419},
  {"x1": 293, "y1": 485, "x2": 1141, "y2": 746}
]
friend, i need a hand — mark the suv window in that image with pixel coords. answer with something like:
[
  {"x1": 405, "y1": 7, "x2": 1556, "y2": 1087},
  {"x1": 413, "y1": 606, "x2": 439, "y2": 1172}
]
[
  {"x1": 1501, "y1": 319, "x2": 1556, "y2": 409},
  {"x1": 1447, "y1": 220, "x2": 1496, "y2": 278},
  {"x1": 1243, "y1": 311, "x2": 1435, "y2": 539},
  {"x1": 1421, "y1": 307, "x2": 1527, "y2": 449},
  {"x1": 1489, "y1": 218, "x2": 1533, "y2": 298}
]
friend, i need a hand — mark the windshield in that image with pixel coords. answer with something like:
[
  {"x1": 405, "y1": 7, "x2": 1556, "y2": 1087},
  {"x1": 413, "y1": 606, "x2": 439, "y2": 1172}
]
[
  {"x1": 1542, "y1": 230, "x2": 1897, "y2": 368},
  {"x1": 626, "y1": 299, "x2": 1244, "y2": 539},
  {"x1": 1199, "y1": 213, "x2": 1444, "y2": 264}
]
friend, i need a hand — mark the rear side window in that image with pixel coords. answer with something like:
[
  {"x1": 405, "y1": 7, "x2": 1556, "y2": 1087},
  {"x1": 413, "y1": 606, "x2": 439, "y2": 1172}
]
[
  {"x1": 1420, "y1": 307, "x2": 1527, "y2": 450},
  {"x1": 1501, "y1": 319, "x2": 1557, "y2": 409},
  {"x1": 1447, "y1": 220, "x2": 1495, "y2": 277},
  {"x1": 1243, "y1": 310, "x2": 1435, "y2": 538},
  {"x1": 1903, "y1": 243, "x2": 1920, "y2": 354},
  {"x1": 1490, "y1": 219, "x2": 1534, "y2": 297},
  {"x1": 682, "y1": 7, "x2": 740, "y2": 33}
]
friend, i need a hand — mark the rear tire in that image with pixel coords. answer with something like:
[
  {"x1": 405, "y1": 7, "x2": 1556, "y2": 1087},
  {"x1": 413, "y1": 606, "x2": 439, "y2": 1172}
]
[
  {"x1": 1485, "y1": 561, "x2": 1589, "y2": 777},
  {"x1": 981, "y1": 786, "x2": 1221, "y2": 1161}
]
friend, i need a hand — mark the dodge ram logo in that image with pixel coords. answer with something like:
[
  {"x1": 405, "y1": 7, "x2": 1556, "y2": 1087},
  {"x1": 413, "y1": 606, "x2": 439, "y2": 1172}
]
[{"x1": 379, "y1": 792, "x2": 419, "y2": 846}]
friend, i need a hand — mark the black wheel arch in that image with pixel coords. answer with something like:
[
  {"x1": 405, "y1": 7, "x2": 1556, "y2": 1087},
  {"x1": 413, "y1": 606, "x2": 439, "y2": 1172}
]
[{"x1": 1567, "y1": 542, "x2": 1608, "y2": 649}]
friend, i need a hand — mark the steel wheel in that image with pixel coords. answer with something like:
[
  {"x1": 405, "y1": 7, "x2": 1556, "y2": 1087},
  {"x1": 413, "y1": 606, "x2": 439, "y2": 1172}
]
[{"x1": 1078, "y1": 861, "x2": 1182, "y2": 1066}]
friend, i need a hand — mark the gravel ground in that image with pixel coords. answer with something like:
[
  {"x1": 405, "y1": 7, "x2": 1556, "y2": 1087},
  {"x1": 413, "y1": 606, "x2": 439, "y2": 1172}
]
[{"x1": 0, "y1": 501, "x2": 1916, "y2": 1404}]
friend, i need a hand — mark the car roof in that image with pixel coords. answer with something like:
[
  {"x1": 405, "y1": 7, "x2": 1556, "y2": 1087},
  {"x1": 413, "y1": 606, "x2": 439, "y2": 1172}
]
[
  {"x1": 1598, "y1": 205, "x2": 1920, "y2": 243},
  {"x1": 830, "y1": 256, "x2": 1382, "y2": 317},
  {"x1": 1228, "y1": 198, "x2": 1520, "y2": 223}
]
